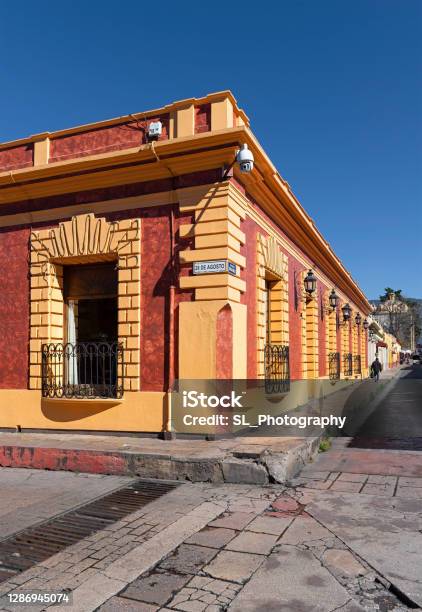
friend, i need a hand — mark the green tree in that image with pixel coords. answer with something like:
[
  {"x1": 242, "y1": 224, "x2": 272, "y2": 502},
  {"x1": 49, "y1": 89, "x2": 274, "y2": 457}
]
[{"x1": 379, "y1": 287, "x2": 402, "y2": 302}]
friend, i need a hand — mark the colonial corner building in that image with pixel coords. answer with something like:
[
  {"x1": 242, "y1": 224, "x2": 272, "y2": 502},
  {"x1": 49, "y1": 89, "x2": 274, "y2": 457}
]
[{"x1": 0, "y1": 91, "x2": 376, "y2": 434}]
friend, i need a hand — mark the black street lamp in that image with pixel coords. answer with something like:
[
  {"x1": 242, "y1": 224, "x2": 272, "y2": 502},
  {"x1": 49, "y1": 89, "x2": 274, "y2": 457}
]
[
  {"x1": 304, "y1": 270, "x2": 317, "y2": 296},
  {"x1": 355, "y1": 312, "x2": 362, "y2": 327},
  {"x1": 329, "y1": 289, "x2": 339, "y2": 311},
  {"x1": 363, "y1": 319, "x2": 369, "y2": 331},
  {"x1": 341, "y1": 303, "x2": 352, "y2": 322}
]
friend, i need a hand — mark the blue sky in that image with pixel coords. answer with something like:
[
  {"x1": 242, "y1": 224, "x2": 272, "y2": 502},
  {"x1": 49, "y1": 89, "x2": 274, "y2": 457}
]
[{"x1": 1, "y1": 0, "x2": 420, "y2": 298}]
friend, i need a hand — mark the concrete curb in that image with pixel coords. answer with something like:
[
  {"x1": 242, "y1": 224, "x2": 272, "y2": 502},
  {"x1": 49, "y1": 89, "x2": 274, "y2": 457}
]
[
  {"x1": 1, "y1": 372, "x2": 403, "y2": 483},
  {"x1": 0, "y1": 438, "x2": 321, "y2": 484}
]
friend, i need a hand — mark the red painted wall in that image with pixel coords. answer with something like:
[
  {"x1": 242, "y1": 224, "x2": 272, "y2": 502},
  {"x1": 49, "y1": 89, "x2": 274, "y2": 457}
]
[
  {"x1": 2, "y1": 103, "x2": 214, "y2": 173},
  {"x1": 336, "y1": 308, "x2": 342, "y2": 354},
  {"x1": 241, "y1": 217, "x2": 258, "y2": 379},
  {"x1": 238, "y1": 205, "x2": 310, "y2": 382},
  {"x1": 0, "y1": 172, "x2": 216, "y2": 395},
  {"x1": 288, "y1": 257, "x2": 303, "y2": 380},
  {"x1": 195, "y1": 104, "x2": 211, "y2": 134},
  {"x1": 216, "y1": 305, "x2": 233, "y2": 379},
  {"x1": 0, "y1": 144, "x2": 33, "y2": 172},
  {"x1": 108, "y1": 204, "x2": 194, "y2": 392},
  {"x1": 1, "y1": 104, "x2": 214, "y2": 173},
  {"x1": 0, "y1": 227, "x2": 30, "y2": 388},
  {"x1": 139, "y1": 208, "x2": 171, "y2": 391},
  {"x1": 318, "y1": 283, "x2": 328, "y2": 377},
  {"x1": 49, "y1": 115, "x2": 170, "y2": 163},
  {"x1": 0, "y1": 170, "x2": 223, "y2": 222}
]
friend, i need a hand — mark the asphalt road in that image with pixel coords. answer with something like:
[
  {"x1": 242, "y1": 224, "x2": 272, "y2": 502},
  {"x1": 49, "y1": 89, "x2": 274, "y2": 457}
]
[{"x1": 351, "y1": 364, "x2": 422, "y2": 449}]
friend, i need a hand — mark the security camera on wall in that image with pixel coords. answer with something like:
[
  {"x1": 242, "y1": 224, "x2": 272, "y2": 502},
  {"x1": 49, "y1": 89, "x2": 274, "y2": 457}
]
[
  {"x1": 236, "y1": 143, "x2": 254, "y2": 173},
  {"x1": 147, "y1": 121, "x2": 162, "y2": 141}
]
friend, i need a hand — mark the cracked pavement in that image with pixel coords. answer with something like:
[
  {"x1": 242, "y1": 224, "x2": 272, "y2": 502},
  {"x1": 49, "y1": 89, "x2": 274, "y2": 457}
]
[
  {"x1": 0, "y1": 368, "x2": 421, "y2": 610},
  {"x1": 0, "y1": 459, "x2": 421, "y2": 611}
]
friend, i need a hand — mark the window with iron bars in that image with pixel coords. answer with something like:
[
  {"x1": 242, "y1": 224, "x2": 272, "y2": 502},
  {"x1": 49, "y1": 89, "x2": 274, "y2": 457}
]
[
  {"x1": 343, "y1": 353, "x2": 353, "y2": 377},
  {"x1": 264, "y1": 344, "x2": 290, "y2": 394},
  {"x1": 329, "y1": 352, "x2": 340, "y2": 380},
  {"x1": 354, "y1": 354, "x2": 362, "y2": 375},
  {"x1": 263, "y1": 278, "x2": 290, "y2": 394},
  {"x1": 41, "y1": 342, "x2": 124, "y2": 399}
]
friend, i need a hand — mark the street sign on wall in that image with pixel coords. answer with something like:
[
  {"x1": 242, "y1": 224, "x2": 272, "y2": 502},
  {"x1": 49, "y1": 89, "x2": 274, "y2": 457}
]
[{"x1": 193, "y1": 260, "x2": 237, "y2": 276}]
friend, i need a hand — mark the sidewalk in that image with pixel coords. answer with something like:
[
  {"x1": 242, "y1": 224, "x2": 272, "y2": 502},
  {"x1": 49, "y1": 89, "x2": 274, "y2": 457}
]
[
  {"x1": 0, "y1": 472, "x2": 420, "y2": 611},
  {"x1": 0, "y1": 368, "x2": 402, "y2": 484},
  {"x1": 0, "y1": 366, "x2": 417, "y2": 612}
]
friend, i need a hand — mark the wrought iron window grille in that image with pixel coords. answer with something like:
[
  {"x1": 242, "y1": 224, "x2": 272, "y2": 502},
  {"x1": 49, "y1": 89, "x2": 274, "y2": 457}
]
[
  {"x1": 343, "y1": 352, "x2": 353, "y2": 377},
  {"x1": 41, "y1": 342, "x2": 124, "y2": 399},
  {"x1": 328, "y1": 352, "x2": 341, "y2": 380},
  {"x1": 264, "y1": 344, "x2": 290, "y2": 394},
  {"x1": 354, "y1": 354, "x2": 362, "y2": 375}
]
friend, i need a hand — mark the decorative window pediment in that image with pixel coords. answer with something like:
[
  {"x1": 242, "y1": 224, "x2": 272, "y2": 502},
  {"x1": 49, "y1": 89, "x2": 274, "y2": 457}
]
[
  {"x1": 29, "y1": 213, "x2": 141, "y2": 393},
  {"x1": 258, "y1": 234, "x2": 287, "y2": 280}
]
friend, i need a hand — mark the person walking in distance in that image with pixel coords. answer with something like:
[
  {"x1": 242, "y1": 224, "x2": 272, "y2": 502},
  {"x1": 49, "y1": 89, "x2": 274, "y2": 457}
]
[{"x1": 371, "y1": 356, "x2": 383, "y2": 382}]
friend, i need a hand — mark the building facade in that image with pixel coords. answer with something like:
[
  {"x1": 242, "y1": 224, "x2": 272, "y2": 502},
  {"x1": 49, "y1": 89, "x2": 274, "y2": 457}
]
[
  {"x1": 367, "y1": 316, "x2": 401, "y2": 371},
  {"x1": 0, "y1": 91, "x2": 372, "y2": 433}
]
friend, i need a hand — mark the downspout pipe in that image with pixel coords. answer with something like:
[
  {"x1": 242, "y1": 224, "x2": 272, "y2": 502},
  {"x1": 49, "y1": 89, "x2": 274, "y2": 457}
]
[{"x1": 150, "y1": 142, "x2": 177, "y2": 440}]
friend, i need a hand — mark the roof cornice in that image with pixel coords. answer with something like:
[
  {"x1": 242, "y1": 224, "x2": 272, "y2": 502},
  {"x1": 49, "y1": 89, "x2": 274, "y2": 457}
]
[
  {"x1": 0, "y1": 90, "x2": 249, "y2": 151},
  {"x1": 0, "y1": 124, "x2": 370, "y2": 313}
]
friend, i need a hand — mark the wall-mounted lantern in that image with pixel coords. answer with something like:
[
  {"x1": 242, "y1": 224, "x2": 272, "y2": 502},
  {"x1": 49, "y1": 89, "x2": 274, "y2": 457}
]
[
  {"x1": 323, "y1": 288, "x2": 339, "y2": 316},
  {"x1": 329, "y1": 289, "x2": 339, "y2": 311},
  {"x1": 363, "y1": 319, "x2": 370, "y2": 331},
  {"x1": 341, "y1": 303, "x2": 352, "y2": 323},
  {"x1": 296, "y1": 269, "x2": 318, "y2": 308},
  {"x1": 304, "y1": 270, "x2": 317, "y2": 296},
  {"x1": 355, "y1": 312, "x2": 362, "y2": 327}
]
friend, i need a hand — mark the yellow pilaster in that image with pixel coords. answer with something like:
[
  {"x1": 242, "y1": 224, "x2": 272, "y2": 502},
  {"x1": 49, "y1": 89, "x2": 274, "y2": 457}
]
[
  {"x1": 211, "y1": 98, "x2": 234, "y2": 131},
  {"x1": 33, "y1": 137, "x2": 50, "y2": 166},
  {"x1": 178, "y1": 182, "x2": 246, "y2": 303},
  {"x1": 305, "y1": 297, "x2": 319, "y2": 379},
  {"x1": 256, "y1": 234, "x2": 288, "y2": 377},
  {"x1": 178, "y1": 182, "x2": 248, "y2": 380},
  {"x1": 174, "y1": 103, "x2": 195, "y2": 137}
]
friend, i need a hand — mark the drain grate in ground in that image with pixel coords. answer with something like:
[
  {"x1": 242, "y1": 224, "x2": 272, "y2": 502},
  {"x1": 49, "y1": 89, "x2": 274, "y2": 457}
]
[{"x1": 0, "y1": 479, "x2": 178, "y2": 583}]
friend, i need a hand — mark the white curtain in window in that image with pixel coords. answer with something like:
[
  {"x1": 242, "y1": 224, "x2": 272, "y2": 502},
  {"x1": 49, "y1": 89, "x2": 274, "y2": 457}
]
[{"x1": 67, "y1": 300, "x2": 78, "y2": 385}]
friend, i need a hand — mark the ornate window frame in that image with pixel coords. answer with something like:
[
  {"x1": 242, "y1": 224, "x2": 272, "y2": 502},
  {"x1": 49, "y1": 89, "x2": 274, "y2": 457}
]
[
  {"x1": 256, "y1": 234, "x2": 289, "y2": 377},
  {"x1": 29, "y1": 213, "x2": 141, "y2": 393}
]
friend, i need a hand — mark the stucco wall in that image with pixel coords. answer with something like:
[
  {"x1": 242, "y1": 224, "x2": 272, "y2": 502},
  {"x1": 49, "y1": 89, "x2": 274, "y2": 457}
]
[
  {"x1": 239, "y1": 209, "x2": 321, "y2": 381},
  {"x1": 0, "y1": 227, "x2": 30, "y2": 388},
  {"x1": 241, "y1": 216, "x2": 258, "y2": 379},
  {"x1": 318, "y1": 282, "x2": 328, "y2": 377},
  {"x1": 0, "y1": 144, "x2": 33, "y2": 172},
  {"x1": 49, "y1": 115, "x2": 170, "y2": 163},
  {"x1": 0, "y1": 170, "x2": 223, "y2": 219}
]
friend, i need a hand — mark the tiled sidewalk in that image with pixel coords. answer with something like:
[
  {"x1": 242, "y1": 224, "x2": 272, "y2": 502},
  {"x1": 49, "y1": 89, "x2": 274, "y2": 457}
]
[
  {"x1": 0, "y1": 479, "x2": 412, "y2": 612},
  {"x1": 0, "y1": 483, "x2": 282, "y2": 612},
  {"x1": 291, "y1": 470, "x2": 422, "y2": 497}
]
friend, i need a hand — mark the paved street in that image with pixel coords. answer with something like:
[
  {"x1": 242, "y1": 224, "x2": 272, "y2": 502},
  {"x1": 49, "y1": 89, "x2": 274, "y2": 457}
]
[
  {"x1": 0, "y1": 367, "x2": 420, "y2": 611},
  {"x1": 0, "y1": 469, "x2": 134, "y2": 540},
  {"x1": 351, "y1": 365, "x2": 422, "y2": 449}
]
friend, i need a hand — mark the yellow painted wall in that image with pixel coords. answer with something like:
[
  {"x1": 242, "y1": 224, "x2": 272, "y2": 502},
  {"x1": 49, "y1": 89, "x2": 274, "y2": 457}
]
[
  {"x1": 178, "y1": 300, "x2": 247, "y2": 379},
  {"x1": 0, "y1": 391, "x2": 165, "y2": 432}
]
